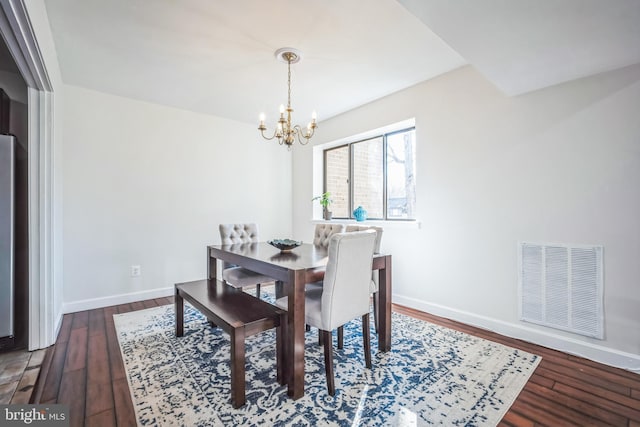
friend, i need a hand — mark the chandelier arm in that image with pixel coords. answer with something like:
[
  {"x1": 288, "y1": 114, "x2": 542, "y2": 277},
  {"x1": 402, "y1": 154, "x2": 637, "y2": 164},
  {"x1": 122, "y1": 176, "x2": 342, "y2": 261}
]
[
  {"x1": 292, "y1": 125, "x2": 311, "y2": 145},
  {"x1": 306, "y1": 124, "x2": 317, "y2": 138},
  {"x1": 306, "y1": 128, "x2": 316, "y2": 141},
  {"x1": 295, "y1": 124, "x2": 316, "y2": 140},
  {"x1": 260, "y1": 128, "x2": 284, "y2": 142}
]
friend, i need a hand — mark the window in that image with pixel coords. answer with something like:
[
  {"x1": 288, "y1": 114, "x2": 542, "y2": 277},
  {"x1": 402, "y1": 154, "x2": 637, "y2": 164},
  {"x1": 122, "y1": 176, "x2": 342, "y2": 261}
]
[{"x1": 323, "y1": 127, "x2": 416, "y2": 220}]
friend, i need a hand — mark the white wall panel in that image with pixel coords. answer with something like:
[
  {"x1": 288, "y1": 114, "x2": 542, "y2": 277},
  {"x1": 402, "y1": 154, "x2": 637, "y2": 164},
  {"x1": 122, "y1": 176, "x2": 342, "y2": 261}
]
[
  {"x1": 62, "y1": 85, "x2": 292, "y2": 305},
  {"x1": 293, "y1": 64, "x2": 640, "y2": 368}
]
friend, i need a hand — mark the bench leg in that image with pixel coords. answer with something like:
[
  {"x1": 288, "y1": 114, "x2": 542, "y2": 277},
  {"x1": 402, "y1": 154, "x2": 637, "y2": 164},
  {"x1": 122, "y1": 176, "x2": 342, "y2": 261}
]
[
  {"x1": 230, "y1": 327, "x2": 246, "y2": 408},
  {"x1": 175, "y1": 289, "x2": 184, "y2": 337},
  {"x1": 256, "y1": 283, "x2": 261, "y2": 299}
]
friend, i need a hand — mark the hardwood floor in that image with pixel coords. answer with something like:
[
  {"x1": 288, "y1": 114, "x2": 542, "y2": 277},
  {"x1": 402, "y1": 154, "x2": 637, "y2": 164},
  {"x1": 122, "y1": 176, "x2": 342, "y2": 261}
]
[{"x1": 34, "y1": 296, "x2": 640, "y2": 427}]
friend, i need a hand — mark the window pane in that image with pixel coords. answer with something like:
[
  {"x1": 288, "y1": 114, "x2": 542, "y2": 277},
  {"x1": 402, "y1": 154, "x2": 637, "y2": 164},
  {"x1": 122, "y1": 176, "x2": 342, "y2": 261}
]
[
  {"x1": 353, "y1": 137, "x2": 384, "y2": 218},
  {"x1": 386, "y1": 130, "x2": 416, "y2": 219},
  {"x1": 325, "y1": 146, "x2": 349, "y2": 218}
]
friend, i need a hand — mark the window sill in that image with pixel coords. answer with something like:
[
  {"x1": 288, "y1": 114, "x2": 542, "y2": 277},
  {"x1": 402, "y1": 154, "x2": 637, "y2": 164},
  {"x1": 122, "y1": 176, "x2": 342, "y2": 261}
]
[{"x1": 310, "y1": 218, "x2": 421, "y2": 230}]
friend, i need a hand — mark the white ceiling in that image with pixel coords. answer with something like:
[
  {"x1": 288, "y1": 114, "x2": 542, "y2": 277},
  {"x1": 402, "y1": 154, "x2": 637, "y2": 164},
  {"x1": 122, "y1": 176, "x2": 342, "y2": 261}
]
[
  {"x1": 398, "y1": 0, "x2": 640, "y2": 96},
  {"x1": 42, "y1": 0, "x2": 640, "y2": 126}
]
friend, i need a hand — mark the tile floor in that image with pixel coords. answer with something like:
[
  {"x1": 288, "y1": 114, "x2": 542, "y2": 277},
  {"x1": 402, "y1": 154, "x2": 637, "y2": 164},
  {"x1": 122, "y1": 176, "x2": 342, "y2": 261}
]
[{"x1": 0, "y1": 349, "x2": 46, "y2": 404}]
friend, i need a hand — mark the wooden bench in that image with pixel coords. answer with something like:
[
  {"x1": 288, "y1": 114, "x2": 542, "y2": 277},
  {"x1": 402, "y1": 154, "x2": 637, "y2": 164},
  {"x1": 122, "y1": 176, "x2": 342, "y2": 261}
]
[{"x1": 175, "y1": 279, "x2": 285, "y2": 408}]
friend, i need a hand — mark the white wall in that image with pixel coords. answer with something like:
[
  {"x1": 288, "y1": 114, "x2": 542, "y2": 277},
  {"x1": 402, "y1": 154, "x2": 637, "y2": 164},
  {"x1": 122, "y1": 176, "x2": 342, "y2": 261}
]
[
  {"x1": 61, "y1": 85, "x2": 292, "y2": 310},
  {"x1": 292, "y1": 64, "x2": 640, "y2": 370}
]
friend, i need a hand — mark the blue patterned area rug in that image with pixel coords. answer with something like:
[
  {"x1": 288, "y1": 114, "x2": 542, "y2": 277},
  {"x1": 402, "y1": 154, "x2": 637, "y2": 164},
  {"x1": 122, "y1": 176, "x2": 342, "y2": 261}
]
[{"x1": 114, "y1": 295, "x2": 540, "y2": 426}]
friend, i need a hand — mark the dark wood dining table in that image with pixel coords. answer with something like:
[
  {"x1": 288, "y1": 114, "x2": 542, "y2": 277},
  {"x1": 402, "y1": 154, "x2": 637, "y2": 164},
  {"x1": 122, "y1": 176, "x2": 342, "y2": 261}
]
[{"x1": 207, "y1": 242, "x2": 392, "y2": 400}]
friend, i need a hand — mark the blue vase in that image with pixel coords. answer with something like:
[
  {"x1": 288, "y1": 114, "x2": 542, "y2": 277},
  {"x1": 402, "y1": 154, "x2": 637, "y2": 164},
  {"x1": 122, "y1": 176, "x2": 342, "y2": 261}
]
[{"x1": 353, "y1": 206, "x2": 367, "y2": 222}]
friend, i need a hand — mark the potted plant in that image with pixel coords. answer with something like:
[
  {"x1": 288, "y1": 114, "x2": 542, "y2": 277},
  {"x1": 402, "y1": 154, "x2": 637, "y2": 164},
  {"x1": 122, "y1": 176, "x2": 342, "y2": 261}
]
[{"x1": 312, "y1": 192, "x2": 333, "y2": 220}]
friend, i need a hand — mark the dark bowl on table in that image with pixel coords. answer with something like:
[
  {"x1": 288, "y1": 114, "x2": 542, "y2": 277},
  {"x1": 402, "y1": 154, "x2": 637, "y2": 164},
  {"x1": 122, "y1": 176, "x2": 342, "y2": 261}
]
[{"x1": 268, "y1": 239, "x2": 302, "y2": 252}]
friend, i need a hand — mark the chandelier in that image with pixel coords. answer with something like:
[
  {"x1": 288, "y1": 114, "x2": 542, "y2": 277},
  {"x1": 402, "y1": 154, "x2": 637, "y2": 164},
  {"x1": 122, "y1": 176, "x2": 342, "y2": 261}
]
[{"x1": 258, "y1": 48, "x2": 317, "y2": 149}]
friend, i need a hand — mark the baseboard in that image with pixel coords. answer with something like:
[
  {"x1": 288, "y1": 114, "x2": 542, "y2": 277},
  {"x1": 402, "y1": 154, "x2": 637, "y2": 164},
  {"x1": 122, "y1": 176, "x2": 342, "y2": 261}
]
[
  {"x1": 393, "y1": 293, "x2": 640, "y2": 374},
  {"x1": 62, "y1": 286, "x2": 174, "y2": 314}
]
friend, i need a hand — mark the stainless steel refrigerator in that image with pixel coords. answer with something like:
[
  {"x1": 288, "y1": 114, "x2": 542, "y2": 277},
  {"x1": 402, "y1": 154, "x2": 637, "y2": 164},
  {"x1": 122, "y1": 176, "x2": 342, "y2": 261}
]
[{"x1": 0, "y1": 134, "x2": 16, "y2": 342}]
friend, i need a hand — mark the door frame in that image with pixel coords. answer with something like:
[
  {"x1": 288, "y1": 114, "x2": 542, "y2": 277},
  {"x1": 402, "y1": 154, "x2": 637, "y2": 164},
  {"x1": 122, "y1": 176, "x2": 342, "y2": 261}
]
[{"x1": 0, "y1": 0, "x2": 57, "y2": 349}]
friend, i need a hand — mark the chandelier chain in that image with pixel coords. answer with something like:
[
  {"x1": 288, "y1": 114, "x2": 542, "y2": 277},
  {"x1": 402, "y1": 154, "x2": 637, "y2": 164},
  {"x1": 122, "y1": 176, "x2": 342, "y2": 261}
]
[{"x1": 287, "y1": 58, "x2": 292, "y2": 109}]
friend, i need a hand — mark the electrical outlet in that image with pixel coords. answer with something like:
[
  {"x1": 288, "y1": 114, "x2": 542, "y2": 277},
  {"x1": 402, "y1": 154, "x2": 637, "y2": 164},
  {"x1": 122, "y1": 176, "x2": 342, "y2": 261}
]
[{"x1": 131, "y1": 265, "x2": 141, "y2": 277}]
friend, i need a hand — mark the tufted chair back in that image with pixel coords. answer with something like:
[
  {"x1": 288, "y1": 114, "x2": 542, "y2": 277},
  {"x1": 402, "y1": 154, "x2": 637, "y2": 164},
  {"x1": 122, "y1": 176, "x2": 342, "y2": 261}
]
[
  {"x1": 219, "y1": 223, "x2": 260, "y2": 245},
  {"x1": 219, "y1": 223, "x2": 260, "y2": 270},
  {"x1": 313, "y1": 223, "x2": 345, "y2": 247}
]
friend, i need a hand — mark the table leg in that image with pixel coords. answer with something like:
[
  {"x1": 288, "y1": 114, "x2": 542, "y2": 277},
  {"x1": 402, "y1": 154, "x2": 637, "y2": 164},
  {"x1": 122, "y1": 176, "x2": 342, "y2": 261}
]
[
  {"x1": 275, "y1": 280, "x2": 284, "y2": 299},
  {"x1": 276, "y1": 313, "x2": 286, "y2": 386},
  {"x1": 206, "y1": 255, "x2": 218, "y2": 327},
  {"x1": 287, "y1": 269, "x2": 306, "y2": 399},
  {"x1": 378, "y1": 255, "x2": 392, "y2": 351},
  {"x1": 207, "y1": 248, "x2": 217, "y2": 280},
  {"x1": 175, "y1": 288, "x2": 184, "y2": 337}
]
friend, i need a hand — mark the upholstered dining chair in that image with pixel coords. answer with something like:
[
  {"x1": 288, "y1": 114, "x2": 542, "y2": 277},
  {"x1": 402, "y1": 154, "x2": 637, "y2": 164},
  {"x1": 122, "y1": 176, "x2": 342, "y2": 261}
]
[
  {"x1": 276, "y1": 230, "x2": 377, "y2": 395},
  {"x1": 219, "y1": 223, "x2": 274, "y2": 298},
  {"x1": 309, "y1": 224, "x2": 384, "y2": 343},
  {"x1": 313, "y1": 223, "x2": 345, "y2": 247}
]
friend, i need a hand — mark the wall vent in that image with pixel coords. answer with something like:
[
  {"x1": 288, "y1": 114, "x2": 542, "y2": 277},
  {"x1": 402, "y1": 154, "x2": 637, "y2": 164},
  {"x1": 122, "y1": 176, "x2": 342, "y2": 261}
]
[{"x1": 519, "y1": 242, "x2": 604, "y2": 339}]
